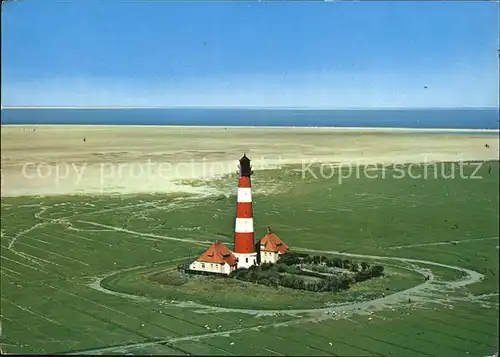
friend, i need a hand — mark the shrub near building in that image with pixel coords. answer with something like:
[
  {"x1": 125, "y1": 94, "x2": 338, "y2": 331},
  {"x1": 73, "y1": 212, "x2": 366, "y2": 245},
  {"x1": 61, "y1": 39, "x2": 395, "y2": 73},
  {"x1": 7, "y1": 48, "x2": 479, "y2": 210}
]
[{"x1": 229, "y1": 251, "x2": 385, "y2": 293}]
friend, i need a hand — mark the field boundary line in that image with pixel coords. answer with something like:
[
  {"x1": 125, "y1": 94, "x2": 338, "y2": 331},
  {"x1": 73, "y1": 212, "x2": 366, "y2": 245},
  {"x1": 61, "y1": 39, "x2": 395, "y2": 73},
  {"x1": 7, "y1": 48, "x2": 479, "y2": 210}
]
[
  {"x1": 1, "y1": 298, "x2": 63, "y2": 326},
  {"x1": 64, "y1": 199, "x2": 172, "y2": 219},
  {"x1": 64, "y1": 229, "x2": 100, "y2": 243},
  {"x1": 387, "y1": 236, "x2": 499, "y2": 250},
  {"x1": 7, "y1": 206, "x2": 51, "y2": 249},
  {"x1": 38, "y1": 232, "x2": 78, "y2": 245},
  {"x1": 6, "y1": 249, "x2": 45, "y2": 268},
  {"x1": 0, "y1": 254, "x2": 50, "y2": 274},
  {"x1": 63, "y1": 228, "x2": 175, "y2": 253},
  {"x1": 7, "y1": 244, "x2": 64, "y2": 268},
  {"x1": 69, "y1": 315, "x2": 324, "y2": 355},
  {"x1": 77, "y1": 220, "x2": 228, "y2": 247},
  {"x1": 21, "y1": 234, "x2": 54, "y2": 246},
  {"x1": 15, "y1": 240, "x2": 89, "y2": 267},
  {"x1": 43, "y1": 283, "x2": 149, "y2": 322},
  {"x1": 0, "y1": 266, "x2": 22, "y2": 276},
  {"x1": 7, "y1": 223, "x2": 46, "y2": 250}
]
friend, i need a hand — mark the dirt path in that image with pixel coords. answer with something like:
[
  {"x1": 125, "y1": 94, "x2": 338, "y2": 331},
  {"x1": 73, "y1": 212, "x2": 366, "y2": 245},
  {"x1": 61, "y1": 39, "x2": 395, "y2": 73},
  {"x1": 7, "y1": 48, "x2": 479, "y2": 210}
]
[
  {"x1": 77, "y1": 220, "x2": 215, "y2": 247},
  {"x1": 387, "y1": 236, "x2": 499, "y2": 250}
]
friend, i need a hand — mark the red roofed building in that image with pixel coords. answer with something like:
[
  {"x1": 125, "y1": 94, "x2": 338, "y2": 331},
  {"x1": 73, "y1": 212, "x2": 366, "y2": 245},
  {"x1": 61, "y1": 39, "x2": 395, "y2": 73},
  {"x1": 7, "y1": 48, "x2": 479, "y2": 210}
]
[
  {"x1": 258, "y1": 227, "x2": 289, "y2": 264},
  {"x1": 189, "y1": 241, "x2": 238, "y2": 275}
]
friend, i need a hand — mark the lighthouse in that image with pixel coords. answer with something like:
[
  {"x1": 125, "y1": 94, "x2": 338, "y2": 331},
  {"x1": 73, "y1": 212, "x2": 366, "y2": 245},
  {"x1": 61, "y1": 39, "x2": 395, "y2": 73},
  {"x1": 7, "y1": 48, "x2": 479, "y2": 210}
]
[
  {"x1": 187, "y1": 153, "x2": 289, "y2": 276},
  {"x1": 233, "y1": 154, "x2": 258, "y2": 269}
]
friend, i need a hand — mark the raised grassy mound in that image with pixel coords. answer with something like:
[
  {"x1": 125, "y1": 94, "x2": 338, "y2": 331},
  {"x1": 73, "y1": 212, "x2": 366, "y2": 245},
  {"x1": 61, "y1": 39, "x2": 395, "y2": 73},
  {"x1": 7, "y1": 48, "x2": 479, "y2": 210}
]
[{"x1": 103, "y1": 251, "x2": 422, "y2": 310}]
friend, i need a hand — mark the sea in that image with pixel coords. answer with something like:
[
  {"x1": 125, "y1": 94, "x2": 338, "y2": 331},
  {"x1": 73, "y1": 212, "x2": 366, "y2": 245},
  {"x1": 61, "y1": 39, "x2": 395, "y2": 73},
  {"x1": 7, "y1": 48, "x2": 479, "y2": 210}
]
[{"x1": 1, "y1": 108, "x2": 499, "y2": 131}]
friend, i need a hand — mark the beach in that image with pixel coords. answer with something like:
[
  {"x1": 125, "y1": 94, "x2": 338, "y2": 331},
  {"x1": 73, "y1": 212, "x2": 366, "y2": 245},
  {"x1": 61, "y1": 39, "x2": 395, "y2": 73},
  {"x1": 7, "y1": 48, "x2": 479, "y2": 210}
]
[{"x1": 1, "y1": 125, "x2": 499, "y2": 197}]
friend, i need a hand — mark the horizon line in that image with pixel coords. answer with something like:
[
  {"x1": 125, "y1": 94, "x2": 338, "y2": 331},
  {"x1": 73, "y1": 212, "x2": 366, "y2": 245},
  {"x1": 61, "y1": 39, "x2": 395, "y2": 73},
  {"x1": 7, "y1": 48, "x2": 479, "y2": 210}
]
[
  {"x1": 2, "y1": 123, "x2": 499, "y2": 133},
  {"x1": 1, "y1": 106, "x2": 499, "y2": 110}
]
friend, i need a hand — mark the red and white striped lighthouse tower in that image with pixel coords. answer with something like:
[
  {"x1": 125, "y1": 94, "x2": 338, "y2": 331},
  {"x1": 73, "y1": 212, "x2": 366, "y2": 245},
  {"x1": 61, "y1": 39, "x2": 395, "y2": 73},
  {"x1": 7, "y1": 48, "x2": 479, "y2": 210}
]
[{"x1": 233, "y1": 154, "x2": 257, "y2": 269}]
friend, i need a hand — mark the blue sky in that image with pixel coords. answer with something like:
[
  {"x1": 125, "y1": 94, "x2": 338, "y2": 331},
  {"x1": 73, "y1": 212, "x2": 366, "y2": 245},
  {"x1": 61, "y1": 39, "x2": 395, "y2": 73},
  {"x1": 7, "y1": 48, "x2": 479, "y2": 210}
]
[{"x1": 1, "y1": 1, "x2": 499, "y2": 108}]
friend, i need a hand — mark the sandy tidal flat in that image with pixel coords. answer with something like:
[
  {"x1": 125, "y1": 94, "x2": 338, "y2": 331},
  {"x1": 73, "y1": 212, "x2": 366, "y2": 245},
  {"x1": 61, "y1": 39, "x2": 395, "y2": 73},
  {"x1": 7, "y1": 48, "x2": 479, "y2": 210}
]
[{"x1": 1, "y1": 125, "x2": 499, "y2": 197}]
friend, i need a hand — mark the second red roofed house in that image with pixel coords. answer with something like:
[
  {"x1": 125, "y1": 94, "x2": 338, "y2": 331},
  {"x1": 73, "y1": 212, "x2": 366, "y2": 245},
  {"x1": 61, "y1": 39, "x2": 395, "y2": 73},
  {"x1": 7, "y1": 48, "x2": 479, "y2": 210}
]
[{"x1": 257, "y1": 227, "x2": 289, "y2": 264}]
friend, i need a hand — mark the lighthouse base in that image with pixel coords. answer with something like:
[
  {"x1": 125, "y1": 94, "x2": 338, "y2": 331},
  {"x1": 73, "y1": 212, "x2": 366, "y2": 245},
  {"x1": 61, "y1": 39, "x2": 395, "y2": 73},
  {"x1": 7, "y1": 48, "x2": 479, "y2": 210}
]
[{"x1": 234, "y1": 252, "x2": 258, "y2": 269}]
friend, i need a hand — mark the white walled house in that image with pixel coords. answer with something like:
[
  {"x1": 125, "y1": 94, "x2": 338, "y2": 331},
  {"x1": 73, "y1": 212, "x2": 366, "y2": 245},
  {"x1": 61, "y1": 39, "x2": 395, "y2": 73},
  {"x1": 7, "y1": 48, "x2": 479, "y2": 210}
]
[
  {"x1": 189, "y1": 241, "x2": 238, "y2": 275},
  {"x1": 260, "y1": 249, "x2": 280, "y2": 264},
  {"x1": 258, "y1": 228, "x2": 289, "y2": 264}
]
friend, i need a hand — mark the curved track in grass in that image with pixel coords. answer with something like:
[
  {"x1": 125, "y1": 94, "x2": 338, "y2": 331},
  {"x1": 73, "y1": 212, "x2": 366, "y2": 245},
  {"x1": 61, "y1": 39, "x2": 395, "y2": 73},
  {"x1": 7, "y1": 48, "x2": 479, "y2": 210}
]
[
  {"x1": 87, "y1": 246, "x2": 485, "y2": 316},
  {"x1": 73, "y1": 243, "x2": 493, "y2": 355}
]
